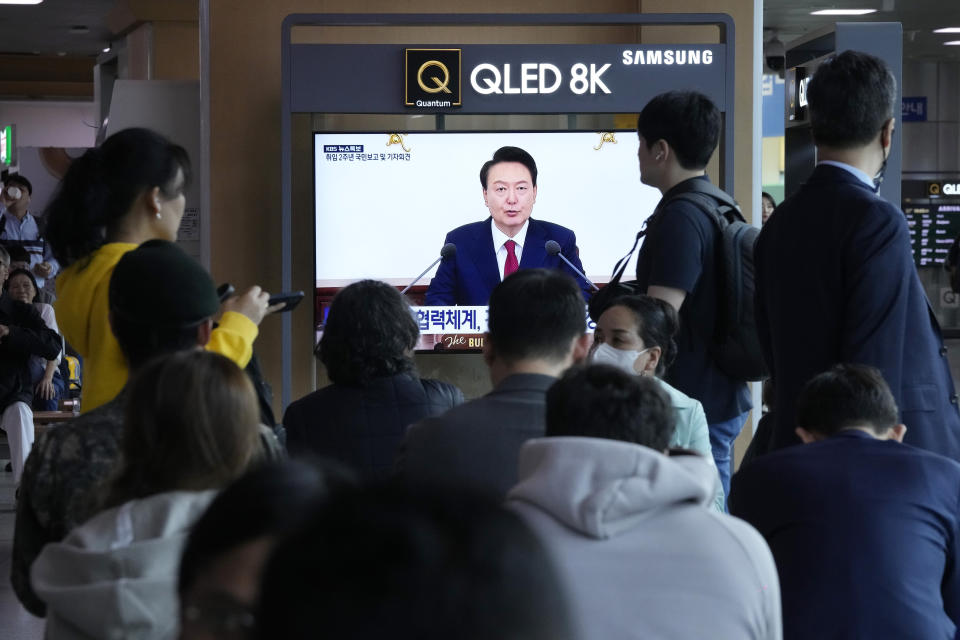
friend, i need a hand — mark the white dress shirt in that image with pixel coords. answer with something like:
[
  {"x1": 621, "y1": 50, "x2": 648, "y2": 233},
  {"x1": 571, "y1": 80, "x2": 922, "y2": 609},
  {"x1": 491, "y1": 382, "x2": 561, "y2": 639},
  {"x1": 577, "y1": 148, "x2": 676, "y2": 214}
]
[
  {"x1": 817, "y1": 160, "x2": 875, "y2": 189},
  {"x1": 491, "y1": 218, "x2": 529, "y2": 280}
]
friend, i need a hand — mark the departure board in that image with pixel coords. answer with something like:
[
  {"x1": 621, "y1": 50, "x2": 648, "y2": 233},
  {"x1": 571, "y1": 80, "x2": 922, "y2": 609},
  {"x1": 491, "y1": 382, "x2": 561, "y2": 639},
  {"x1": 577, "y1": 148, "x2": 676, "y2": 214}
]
[
  {"x1": 903, "y1": 180, "x2": 960, "y2": 267},
  {"x1": 905, "y1": 201, "x2": 960, "y2": 266}
]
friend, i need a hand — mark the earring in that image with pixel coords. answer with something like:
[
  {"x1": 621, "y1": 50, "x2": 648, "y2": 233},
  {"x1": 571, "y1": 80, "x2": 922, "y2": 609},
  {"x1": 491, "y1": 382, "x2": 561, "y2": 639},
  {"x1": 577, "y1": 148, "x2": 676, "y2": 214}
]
[
  {"x1": 656, "y1": 154, "x2": 663, "y2": 160},
  {"x1": 155, "y1": 212, "x2": 162, "y2": 220}
]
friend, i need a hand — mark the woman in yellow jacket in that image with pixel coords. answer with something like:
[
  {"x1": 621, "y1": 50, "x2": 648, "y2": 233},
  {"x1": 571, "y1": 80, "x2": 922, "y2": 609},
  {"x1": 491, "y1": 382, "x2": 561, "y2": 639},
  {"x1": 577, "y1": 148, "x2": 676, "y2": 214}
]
[{"x1": 45, "y1": 128, "x2": 277, "y2": 413}]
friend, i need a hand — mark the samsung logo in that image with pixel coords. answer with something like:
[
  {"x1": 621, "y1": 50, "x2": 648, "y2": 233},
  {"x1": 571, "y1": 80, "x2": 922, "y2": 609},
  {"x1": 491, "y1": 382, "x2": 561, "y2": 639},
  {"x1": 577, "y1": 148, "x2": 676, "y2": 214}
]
[{"x1": 622, "y1": 49, "x2": 714, "y2": 65}]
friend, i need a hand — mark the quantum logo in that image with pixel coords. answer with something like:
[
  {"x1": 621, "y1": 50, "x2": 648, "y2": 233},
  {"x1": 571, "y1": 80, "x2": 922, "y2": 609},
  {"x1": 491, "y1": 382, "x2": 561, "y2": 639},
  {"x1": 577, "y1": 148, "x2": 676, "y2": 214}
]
[{"x1": 405, "y1": 49, "x2": 462, "y2": 108}]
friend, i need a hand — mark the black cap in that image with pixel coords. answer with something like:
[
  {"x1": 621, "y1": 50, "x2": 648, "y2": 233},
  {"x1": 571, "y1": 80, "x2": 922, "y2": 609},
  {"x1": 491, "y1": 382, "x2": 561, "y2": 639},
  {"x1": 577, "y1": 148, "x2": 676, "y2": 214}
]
[{"x1": 109, "y1": 239, "x2": 219, "y2": 328}]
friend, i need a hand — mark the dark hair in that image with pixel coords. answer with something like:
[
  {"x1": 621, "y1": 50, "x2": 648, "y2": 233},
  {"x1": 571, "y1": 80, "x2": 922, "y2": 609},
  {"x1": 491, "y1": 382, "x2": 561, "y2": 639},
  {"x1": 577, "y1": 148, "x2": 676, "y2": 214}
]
[
  {"x1": 104, "y1": 350, "x2": 261, "y2": 508},
  {"x1": 45, "y1": 127, "x2": 191, "y2": 268},
  {"x1": 178, "y1": 460, "x2": 356, "y2": 597},
  {"x1": 605, "y1": 295, "x2": 679, "y2": 376},
  {"x1": 807, "y1": 50, "x2": 897, "y2": 149},
  {"x1": 761, "y1": 192, "x2": 777, "y2": 208},
  {"x1": 317, "y1": 280, "x2": 418, "y2": 385},
  {"x1": 4, "y1": 174, "x2": 32, "y2": 195},
  {"x1": 546, "y1": 364, "x2": 676, "y2": 451},
  {"x1": 796, "y1": 364, "x2": 899, "y2": 437},
  {"x1": 479, "y1": 146, "x2": 538, "y2": 189},
  {"x1": 4, "y1": 268, "x2": 39, "y2": 302},
  {"x1": 6, "y1": 245, "x2": 30, "y2": 265},
  {"x1": 256, "y1": 483, "x2": 572, "y2": 640},
  {"x1": 487, "y1": 269, "x2": 586, "y2": 364},
  {"x1": 637, "y1": 91, "x2": 720, "y2": 170}
]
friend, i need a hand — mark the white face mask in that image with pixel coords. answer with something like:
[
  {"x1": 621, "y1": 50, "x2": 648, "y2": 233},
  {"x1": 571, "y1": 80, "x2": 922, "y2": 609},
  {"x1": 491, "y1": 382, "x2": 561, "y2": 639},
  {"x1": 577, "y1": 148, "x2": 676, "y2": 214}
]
[{"x1": 590, "y1": 342, "x2": 651, "y2": 375}]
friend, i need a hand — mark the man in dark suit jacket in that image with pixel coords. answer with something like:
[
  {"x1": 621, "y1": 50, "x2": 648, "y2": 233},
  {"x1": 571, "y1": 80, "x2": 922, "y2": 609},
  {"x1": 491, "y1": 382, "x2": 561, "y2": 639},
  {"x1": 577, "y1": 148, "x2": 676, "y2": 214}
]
[
  {"x1": 730, "y1": 365, "x2": 960, "y2": 640},
  {"x1": 424, "y1": 146, "x2": 590, "y2": 305},
  {"x1": 397, "y1": 268, "x2": 591, "y2": 496},
  {"x1": 754, "y1": 50, "x2": 960, "y2": 459}
]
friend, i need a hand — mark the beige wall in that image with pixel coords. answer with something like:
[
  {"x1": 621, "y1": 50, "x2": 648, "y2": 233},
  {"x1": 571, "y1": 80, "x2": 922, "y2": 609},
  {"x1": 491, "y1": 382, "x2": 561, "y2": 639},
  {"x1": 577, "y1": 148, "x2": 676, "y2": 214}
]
[{"x1": 207, "y1": 0, "x2": 756, "y2": 413}]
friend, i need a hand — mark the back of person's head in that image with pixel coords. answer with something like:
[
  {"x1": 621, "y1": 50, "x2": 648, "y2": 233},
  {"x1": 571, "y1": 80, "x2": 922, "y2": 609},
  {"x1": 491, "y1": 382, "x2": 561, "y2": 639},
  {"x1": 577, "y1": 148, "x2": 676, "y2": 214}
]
[
  {"x1": 479, "y1": 146, "x2": 538, "y2": 189},
  {"x1": 178, "y1": 460, "x2": 356, "y2": 640},
  {"x1": 607, "y1": 294, "x2": 679, "y2": 376},
  {"x1": 109, "y1": 239, "x2": 219, "y2": 370},
  {"x1": 807, "y1": 50, "x2": 897, "y2": 149},
  {"x1": 487, "y1": 268, "x2": 586, "y2": 364},
  {"x1": 256, "y1": 483, "x2": 572, "y2": 640},
  {"x1": 546, "y1": 364, "x2": 675, "y2": 451},
  {"x1": 317, "y1": 279, "x2": 418, "y2": 385},
  {"x1": 4, "y1": 173, "x2": 32, "y2": 195},
  {"x1": 105, "y1": 350, "x2": 261, "y2": 509},
  {"x1": 636, "y1": 90, "x2": 720, "y2": 169},
  {"x1": 45, "y1": 127, "x2": 191, "y2": 267},
  {"x1": 5, "y1": 244, "x2": 29, "y2": 266},
  {"x1": 796, "y1": 364, "x2": 899, "y2": 437}
]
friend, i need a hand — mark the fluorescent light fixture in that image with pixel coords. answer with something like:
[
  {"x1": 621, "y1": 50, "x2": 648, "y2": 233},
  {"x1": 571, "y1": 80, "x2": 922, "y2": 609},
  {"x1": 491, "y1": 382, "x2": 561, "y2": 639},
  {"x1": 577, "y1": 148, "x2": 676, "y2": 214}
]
[
  {"x1": 810, "y1": 9, "x2": 878, "y2": 15},
  {"x1": 935, "y1": 28, "x2": 960, "y2": 33},
  {"x1": 945, "y1": 40, "x2": 960, "y2": 45},
  {"x1": 0, "y1": 0, "x2": 44, "y2": 4}
]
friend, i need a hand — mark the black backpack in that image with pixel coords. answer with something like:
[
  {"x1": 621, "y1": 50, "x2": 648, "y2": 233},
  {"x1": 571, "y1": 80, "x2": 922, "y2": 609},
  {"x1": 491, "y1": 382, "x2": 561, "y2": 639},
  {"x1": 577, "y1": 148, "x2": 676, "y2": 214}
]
[{"x1": 589, "y1": 181, "x2": 768, "y2": 382}]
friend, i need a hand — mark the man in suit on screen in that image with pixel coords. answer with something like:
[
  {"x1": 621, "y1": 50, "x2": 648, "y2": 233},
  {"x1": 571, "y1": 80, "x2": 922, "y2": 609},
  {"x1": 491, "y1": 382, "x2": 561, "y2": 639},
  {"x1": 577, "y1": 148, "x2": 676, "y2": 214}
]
[{"x1": 424, "y1": 146, "x2": 590, "y2": 306}]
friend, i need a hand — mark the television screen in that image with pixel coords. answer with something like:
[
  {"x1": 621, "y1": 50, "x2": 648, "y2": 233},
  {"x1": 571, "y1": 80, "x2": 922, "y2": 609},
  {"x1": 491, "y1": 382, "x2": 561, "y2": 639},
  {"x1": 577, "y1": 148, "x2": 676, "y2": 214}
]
[{"x1": 314, "y1": 130, "x2": 663, "y2": 349}]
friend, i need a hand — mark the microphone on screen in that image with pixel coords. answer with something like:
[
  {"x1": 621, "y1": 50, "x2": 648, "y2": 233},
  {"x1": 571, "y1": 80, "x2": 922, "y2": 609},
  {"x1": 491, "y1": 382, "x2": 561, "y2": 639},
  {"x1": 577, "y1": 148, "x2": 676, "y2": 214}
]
[
  {"x1": 401, "y1": 243, "x2": 457, "y2": 295},
  {"x1": 545, "y1": 240, "x2": 599, "y2": 292}
]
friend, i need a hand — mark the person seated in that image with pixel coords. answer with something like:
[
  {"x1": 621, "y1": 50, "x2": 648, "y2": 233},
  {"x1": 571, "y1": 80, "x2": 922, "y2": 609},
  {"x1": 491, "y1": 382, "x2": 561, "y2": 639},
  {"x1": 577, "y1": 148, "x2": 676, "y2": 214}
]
[
  {"x1": 0, "y1": 248, "x2": 61, "y2": 483},
  {"x1": 178, "y1": 460, "x2": 355, "y2": 640},
  {"x1": 5, "y1": 268, "x2": 65, "y2": 411},
  {"x1": 30, "y1": 350, "x2": 263, "y2": 640},
  {"x1": 730, "y1": 364, "x2": 960, "y2": 640},
  {"x1": 508, "y1": 365, "x2": 782, "y2": 640},
  {"x1": 424, "y1": 146, "x2": 590, "y2": 305},
  {"x1": 255, "y1": 483, "x2": 573, "y2": 640},
  {"x1": 12, "y1": 239, "x2": 263, "y2": 616},
  {"x1": 397, "y1": 269, "x2": 591, "y2": 496},
  {"x1": 284, "y1": 279, "x2": 463, "y2": 479},
  {"x1": 0, "y1": 173, "x2": 60, "y2": 290},
  {"x1": 591, "y1": 294, "x2": 724, "y2": 510},
  {"x1": 6, "y1": 244, "x2": 54, "y2": 304}
]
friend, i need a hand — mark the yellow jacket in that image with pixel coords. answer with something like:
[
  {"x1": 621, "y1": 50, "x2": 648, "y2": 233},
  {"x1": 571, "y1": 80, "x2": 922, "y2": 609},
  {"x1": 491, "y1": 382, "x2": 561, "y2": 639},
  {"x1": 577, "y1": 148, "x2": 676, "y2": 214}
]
[{"x1": 55, "y1": 243, "x2": 257, "y2": 413}]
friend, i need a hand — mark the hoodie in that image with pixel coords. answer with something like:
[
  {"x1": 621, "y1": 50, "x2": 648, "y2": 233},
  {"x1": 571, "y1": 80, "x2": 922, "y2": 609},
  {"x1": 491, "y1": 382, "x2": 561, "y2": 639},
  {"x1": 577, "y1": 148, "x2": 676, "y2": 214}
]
[
  {"x1": 508, "y1": 437, "x2": 782, "y2": 640},
  {"x1": 31, "y1": 490, "x2": 217, "y2": 640},
  {"x1": 55, "y1": 243, "x2": 257, "y2": 413}
]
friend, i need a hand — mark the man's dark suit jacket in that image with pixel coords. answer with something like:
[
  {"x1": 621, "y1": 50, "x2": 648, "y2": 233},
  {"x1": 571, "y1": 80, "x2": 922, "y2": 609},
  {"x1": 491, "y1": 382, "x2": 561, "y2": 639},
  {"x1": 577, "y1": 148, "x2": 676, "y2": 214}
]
[
  {"x1": 423, "y1": 217, "x2": 590, "y2": 306},
  {"x1": 730, "y1": 430, "x2": 960, "y2": 640},
  {"x1": 395, "y1": 373, "x2": 554, "y2": 497},
  {"x1": 755, "y1": 164, "x2": 960, "y2": 459}
]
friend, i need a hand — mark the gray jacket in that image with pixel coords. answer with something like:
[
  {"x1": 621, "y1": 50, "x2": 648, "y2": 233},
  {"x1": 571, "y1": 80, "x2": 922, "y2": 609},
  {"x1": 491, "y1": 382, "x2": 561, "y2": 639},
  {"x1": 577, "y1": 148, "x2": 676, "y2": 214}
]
[
  {"x1": 508, "y1": 437, "x2": 782, "y2": 640},
  {"x1": 396, "y1": 373, "x2": 554, "y2": 497}
]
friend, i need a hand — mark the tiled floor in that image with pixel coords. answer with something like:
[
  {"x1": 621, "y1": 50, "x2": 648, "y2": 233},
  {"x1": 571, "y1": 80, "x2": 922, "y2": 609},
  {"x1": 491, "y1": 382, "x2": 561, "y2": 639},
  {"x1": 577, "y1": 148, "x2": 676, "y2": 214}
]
[{"x1": 0, "y1": 461, "x2": 44, "y2": 640}]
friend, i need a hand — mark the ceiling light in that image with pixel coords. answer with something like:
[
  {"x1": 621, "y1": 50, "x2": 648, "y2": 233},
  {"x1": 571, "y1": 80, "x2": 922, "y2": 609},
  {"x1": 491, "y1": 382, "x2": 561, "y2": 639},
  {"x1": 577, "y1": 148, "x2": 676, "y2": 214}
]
[
  {"x1": 935, "y1": 28, "x2": 960, "y2": 33},
  {"x1": 0, "y1": 0, "x2": 44, "y2": 4},
  {"x1": 102, "y1": 46, "x2": 111, "y2": 53},
  {"x1": 810, "y1": 9, "x2": 878, "y2": 15},
  {"x1": 945, "y1": 41, "x2": 960, "y2": 45}
]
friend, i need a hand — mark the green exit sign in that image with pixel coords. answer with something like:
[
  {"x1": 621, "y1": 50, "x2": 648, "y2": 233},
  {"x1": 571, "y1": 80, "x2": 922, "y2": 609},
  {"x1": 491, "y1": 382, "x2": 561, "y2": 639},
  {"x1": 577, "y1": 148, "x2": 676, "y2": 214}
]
[{"x1": 0, "y1": 126, "x2": 11, "y2": 165}]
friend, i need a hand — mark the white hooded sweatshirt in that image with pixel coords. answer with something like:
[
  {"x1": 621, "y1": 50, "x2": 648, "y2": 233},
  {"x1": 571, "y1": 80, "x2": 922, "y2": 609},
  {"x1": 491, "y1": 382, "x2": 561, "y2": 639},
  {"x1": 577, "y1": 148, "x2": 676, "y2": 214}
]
[
  {"x1": 508, "y1": 437, "x2": 781, "y2": 640},
  {"x1": 31, "y1": 490, "x2": 217, "y2": 640}
]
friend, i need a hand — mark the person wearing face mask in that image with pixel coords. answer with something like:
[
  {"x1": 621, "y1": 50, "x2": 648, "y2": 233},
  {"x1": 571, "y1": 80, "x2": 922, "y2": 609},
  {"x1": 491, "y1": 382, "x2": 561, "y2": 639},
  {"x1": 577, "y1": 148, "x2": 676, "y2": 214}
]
[
  {"x1": 754, "y1": 50, "x2": 960, "y2": 461},
  {"x1": 591, "y1": 294, "x2": 724, "y2": 511}
]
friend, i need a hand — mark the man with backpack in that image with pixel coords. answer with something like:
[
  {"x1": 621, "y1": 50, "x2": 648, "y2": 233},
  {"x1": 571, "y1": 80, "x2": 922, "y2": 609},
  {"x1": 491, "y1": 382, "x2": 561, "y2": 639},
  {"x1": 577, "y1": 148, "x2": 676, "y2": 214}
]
[
  {"x1": 630, "y1": 90, "x2": 754, "y2": 503},
  {"x1": 755, "y1": 51, "x2": 960, "y2": 461}
]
